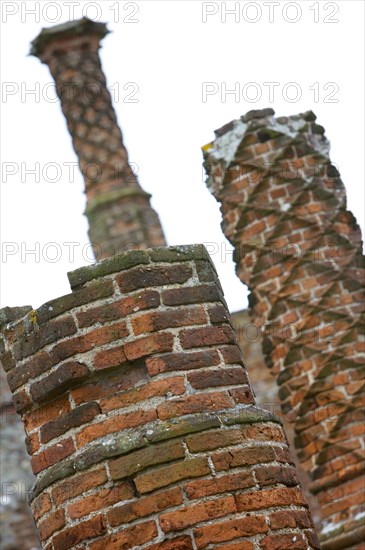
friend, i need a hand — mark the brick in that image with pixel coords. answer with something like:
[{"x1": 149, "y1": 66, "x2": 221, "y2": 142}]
[
  {"x1": 51, "y1": 322, "x2": 128, "y2": 362},
  {"x1": 160, "y1": 496, "x2": 236, "y2": 532},
  {"x1": 108, "y1": 487, "x2": 183, "y2": 525},
  {"x1": 31, "y1": 437, "x2": 75, "y2": 474},
  {"x1": 146, "y1": 536, "x2": 194, "y2": 550},
  {"x1": 208, "y1": 304, "x2": 230, "y2": 324},
  {"x1": 68, "y1": 481, "x2": 134, "y2": 519},
  {"x1": 146, "y1": 349, "x2": 220, "y2": 376},
  {"x1": 215, "y1": 542, "x2": 254, "y2": 550},
  {"x1": 135, "y1": 457, "x2": 210, "y2": 493},
  {"x1": 259, "y1": 533, "x2": 307, "y2": 550},
  {"x1": 30, "y1": 361, "x2": 89, "y2": 403},
  {"x1": 220, "y1": 345, "x2": 244, "y2": 365},
  {"x1": 12, "y1": 388, "x2": 33, "y2": 412},
  {"x1": 25, "y1": 431, "x2": 40, "y2": 454},
  {"x1": 187, "y1": 367, "x2": 247, "y2": 389},
  {"x1": 194, "y1": 515, "x2": 268, "y2": 548},
  {"x1": 40, "y1": 402, "x2": 100, "y2": 444},
  {"x1": 89, "y1": 520, "x2": 158, "y2": 550},
  {"x1": 13, "y1": 316, "x2": 77, "y2": 360},
  {"x1": 109, "y1": 440, "x2": 185, "y2": 480},
  {"x1": 229, "y1": 387, "x2": 255, "y2": 404},
  {"x1": 24, "y1": 394, "x2": 71, "y2": 432},
  {"x1": 212, "y1": 445, "x2": 276, "y2": 471},
  {"x1": 100, "y1": 377, "x2": 185, "y2": 412},
  {"x1": 31, "y1": 491, "x2": 52, "y2": 522},
  {"x1": 38, "y1": 508, "x2": 65, "y2": 541},
  {"x1": 179, "y1": 326, "x2": 236, "y2": 349},
  {"x1": 184, "y1": 471, "x2": 255, "y2": 499},
  {"x1": 269, "y1": 509, "x2": 312, "y2": 530},
  {"x1": 76, "y1": 409, "x2": 157, "y2": 447},
  {"x1": 7, "y1": 351, "x2": 53, "y2": 391},
  {"x1": 52, "y1": 514, "x2": 106, "y2": 550},
  {"x1": 52, "y1": 466, "x2": 108, "y2": 505},
  {"x1": 186, "y1": 428, "x2": 244, "y2": 453},
  {"x1": 93, "y1": 344, "x2": 127, "y2": 370},
  {"x1": 255, "y1": 465, "x2": 298, "y2": 487},
  {"x1": 132, "y1": 306, "x2": 206, "y2": 335},
  {"x1": 77, "y1": 290, "x2": 160, "y2": 327},
  {"x1": 236, "y1": 487, "x2": 306, "y2": 512},
  {"x1": 162, "y1": 284, "x2": 221, "y2": 306},
  {"x1": 124, "y1": 332, "x2": 174, "y2": 361},
  {"x1": 157, "y1": 391, "x2": 233, "y2": 420},
  {"x1": 117, "y1": 264, "x2": 192, "y2": 292}
]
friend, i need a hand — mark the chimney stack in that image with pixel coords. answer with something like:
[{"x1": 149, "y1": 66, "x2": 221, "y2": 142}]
[
  {"x1": 203, "y1": 108, "x2": 365, "y2": 548},
  {"x1": 31, "y1": 18, "x2": 166, "y2": 259}
]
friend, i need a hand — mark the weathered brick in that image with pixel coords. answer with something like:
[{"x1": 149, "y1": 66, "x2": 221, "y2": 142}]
[
  {"x1": 30, "y1": 361, "x2": 89, "y2": 403},
  {"x1": 31, "y1": 437, "x2": 75, "y2": 474},
  {"x1": 100, "y1": 377, "x2": 185, "y2": 412},
  {"x1": 255, "y1": 465, "x2": 298, "y2": 487},
  {"x1": 68, "y1": 481, "x2": 134, "y2": 519},
  {"x1": 186, "y1": 428, "x2": 244, "y2": 453},
  {"x1": 52, "y1": 514, "x2": 106, "y2": 550},
  {"x1": 194, "y1": 515, "x2": 268, "y2": 548},
  {"x1": 132, "y1": 306, "x2": 207, "y2": 335},
  {"x1": 89, "y1": 520, "x2": 158, "y2": 550},
  {"x1": 25, "y1": 431, "x2": 40, "y2": 454},
  {"x1": 184, "y1": 471, "x2": 255, "y2": 499},
  {"x1": 146, "y1": 535, "x2": 194, "y2": 550},
  {"x1": 135, "y1": 457, "x2": 210, "y2": 493},
  {"x1": 124, "y1": 332, "x2": 174, "y2": 361},
  {"x1": 93, "y1": 344, "x2": 127, "y2": 370},
  {"x1": 7, "y1": 351, "x2": 53, "y2": 391},
  {"x1": 38, "y1": 508, "x2": 65, "y2": 541},
  {"x1": 219, "y1": 345, "x2": 244, "y2": 365},
  {"x1": 179, "y1": 326, "x2": 236, "y2": 349},
  {"x1": 108, "y1": 487, "x2": 183, "y2": 525},
  {"x1": 187, "y1": 367, "x2": 247, "y2": 389},
  {"x1": 24, "y1": 394, "x2": 71, "y2": 431},
  {"x1": 52, "y1": 466, "x2": 108, "y2": 505},
  {"x1": 236, "y1": 487, "x2": 306, "y2": 511},
  {"x1": 109, "y1": 440, "x2": 185, "y2": 480},
  {"x1": 269, "y1": 509, "x2": 312, "y2": 530},
  {"x1": 40, "y1": 402, "x2": 101, "y2": 443},
  {"x1": 117, "y1": 264, "x2": 192, "y2": 292},
  {"x1": 157, "y1": 392, "x2": 233, "y2": 420},
  {"x1": 77, "y1": 409, "x2": 157, "y2": 447},
  {"x1": 160, "y1": 496, "x2": 236, "y2": 532},
  {"x1": 259, "y1": 533, "x2": 307, "y2": 550},
  {"x1": 146, "y1": 349, "x2": 220, "y2": 376},
  {"x1": 212, "y1": 445, "x2": 277, "y2": 471},
  {"x1": 13, "y1": 388, "x2": 33, "y2": 412},
  {"x1": 31, "y1": 491, "x2": 52, "y2": 522},
  {"x1": 162, "y1": 284, "x2": 221, "y2": 306}
]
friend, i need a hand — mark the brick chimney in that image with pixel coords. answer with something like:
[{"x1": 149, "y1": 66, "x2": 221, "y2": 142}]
[
  {"x1": 203, "y1": 109, "x2": 365, "y2": 548},
  {"x1": 30, "y1": 18, "x2": 166, "y2": 259},
  {"x1": 0, "y1": 245, "x2": 320, "y2": 549}
]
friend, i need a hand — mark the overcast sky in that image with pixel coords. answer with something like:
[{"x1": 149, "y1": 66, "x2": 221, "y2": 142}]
[{"x1": 1, "y1": 0, "x2": 364, "y2": 313}]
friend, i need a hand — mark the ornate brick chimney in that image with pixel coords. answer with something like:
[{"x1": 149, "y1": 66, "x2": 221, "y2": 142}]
[
  {"x1": 203, "y1": 109, "x2": 365, "y2": 548},
  {"x1": 30, "y1": 18, "x2": 166, "y2": 259},
  {"x1": 0, "y1": 245, "x2": 320, "y2": 549}
]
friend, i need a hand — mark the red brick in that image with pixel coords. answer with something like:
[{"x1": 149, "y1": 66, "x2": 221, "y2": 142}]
[
  {"x1": 89, "y1": 520, "x2": 158, "y2": 550},
  {"x1": 31, "y1": 437, "x2": 75, "y2": 474},
  {"x1": 31, "y1": 492, "x2": 52, "y2": 522},
  {"x1": 255, "y1": 465, "x2": 298, "y2": 487},
  {"x1": 186, "y1": 428, "x2": 244, "y2": 453},
  {"x1": 117, "y1": 264, "x2": 192, "y2": 292},
  {"x1": 24, "y1": 394, "x2": 71, "y2": 432},
  {"x1": 132, "y1": 306, "x2": 207, "y2": 335},
  {"x1": 30, "y1": 361, "x2": 89, "y2": 404},
  {"x1": 146, "y1": 536, "x2": 194, "y2": 550},
  {"x1": 259, "y1": 533, "x2": 307, "y2": 550},
  {"x1": 269, "y1": 509, "x2": 312, "y2": 530},
  {"x1": 109, "y1": 440, "x2": 185, "y2": 480},
  {"x1": 53, "y1": 515, "x2": 106, "y2": 550},
  {"x1": 212, "y1": 445, "x2": 277, "y2": 471},
  {"x1": 108, "y1": 487, "x2": 183, "y2": 525},
  {"x1": 100, "y1": 377, "x2": 185, "y2": 412},
  {"x1": 184, "y1": 471, "x2": 255, "y2": 499},
  {"x1": 236, "y1": 487, "x2": 306, "y2": 511},
  {"x1": 187, "y1": 367, "x2": 247, "y2": 389},
  {"x1": 157, "y1": 391, "x2": 233, "y2": 420},
  {"x1": 93, "y1": 344, "x2": 127, "y2": 370},
  {"x1": 68, "y1": 481, "x2": 134, "y2": 519},
  {"x1": 146, "y1": 350, "x2": 220, "y2": 376},
  {"x1": 40, "y1": 402, "x2": 100, "y2": 443},
  {"x1": 160, "y1": 496, "x2": 236, "y2": 532},
  {"x1": 52, "y1": 466, "x2": 108, "y2": 505},
  {"x1": 162, "y1": 284, "x2": 221, "y2": 306},
  {"x1": 215, "y1": 542, "x2": 254, "y2": 550},
  {"x1": 124, "y1": 332, "x2": 174, "y2": 361},
  {"x1": 77, "y1": 409, "x2": 157, "y2": 447},
  {"x1": 135, "y1": 457, "x2": 210, "y2": 493},
  {"x1": 179, "y1": 326, "x2": 236, "y2": 349},
  {"x1": 38, "y1": 509, "x2": 65, "y2": 541},
  {"x1": 7, "y1": 351, "x2": 53, "y2": 391},
  {"x1": 194, "y1": 515, "x2": 268, "y2": 548},
  {"x1": 25, "y1": 431, "x2": 40, "y2": 454}
]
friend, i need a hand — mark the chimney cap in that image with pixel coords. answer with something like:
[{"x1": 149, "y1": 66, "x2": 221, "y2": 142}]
[{"x1": 30, "y1": 17, "x2": 110, "y2": 57}]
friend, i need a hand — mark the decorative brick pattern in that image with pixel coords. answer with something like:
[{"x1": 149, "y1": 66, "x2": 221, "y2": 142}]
[
  {"x1": 203, "y1": 109, "x2": 365, "y2": 548},
  {"x1": 30, "y1": 18, "x2": 166, "y2": 259},
  {"x1": 0, "y1": 245, "x2": 319, "y2": 549}
]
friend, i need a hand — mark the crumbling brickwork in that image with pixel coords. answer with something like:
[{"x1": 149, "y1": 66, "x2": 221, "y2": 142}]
[
  {"x1": 1, "y1": 245, "x2": 320, "y2": 549},
  {"x1": 30, "y1": 18, "x2": 166, "y2": 259},
  {"x1": 203, "y1": 109, "x2": 365, "y2": 548}
]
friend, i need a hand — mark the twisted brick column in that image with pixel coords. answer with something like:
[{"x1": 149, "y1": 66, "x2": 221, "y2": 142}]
[
  {"x1": 0, "y1": 245, "x2": 319, "y2": 549},
  {"x1": 30, "y1": 18, "x2": 166, "y2": 259},
  {"x1": 203, "y1": 109, "x2": 365, "y2": 548}
]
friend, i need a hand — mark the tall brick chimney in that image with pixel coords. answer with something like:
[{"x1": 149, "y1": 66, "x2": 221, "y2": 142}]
[
  {"x1": 30, "y1": 18, "x2": 166, "y2": 259},
  {"x1": 203, "y1": 109, "x2": 365, "y2": 548},
  {"x1": 0, "y1": 245, "x2": 320, "y2": 549}
]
